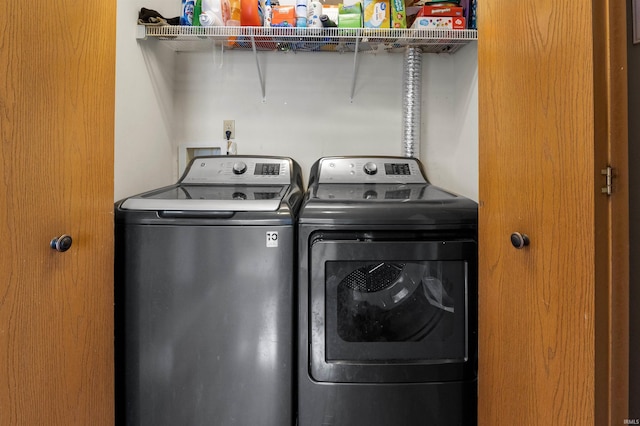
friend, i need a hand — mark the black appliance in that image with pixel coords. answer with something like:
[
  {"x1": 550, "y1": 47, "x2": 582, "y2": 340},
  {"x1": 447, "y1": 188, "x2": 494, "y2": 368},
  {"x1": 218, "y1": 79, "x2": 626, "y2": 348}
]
[
  {"x1": 297, "y1": 156, "x2": 478, "y2": 425},
  {"x1": 115, "y1": 156, "x2": 303, "y2": 426}
]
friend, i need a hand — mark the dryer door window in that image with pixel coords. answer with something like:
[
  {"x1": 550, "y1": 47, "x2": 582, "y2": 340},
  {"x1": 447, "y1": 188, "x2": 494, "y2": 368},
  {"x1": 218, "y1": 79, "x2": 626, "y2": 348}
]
[
  {"x1": 329, "y1": 260, "x2": 464, "y2": 361},
  {"x1": 308, "y1": 234, "x2": 477, "y2": 383}
]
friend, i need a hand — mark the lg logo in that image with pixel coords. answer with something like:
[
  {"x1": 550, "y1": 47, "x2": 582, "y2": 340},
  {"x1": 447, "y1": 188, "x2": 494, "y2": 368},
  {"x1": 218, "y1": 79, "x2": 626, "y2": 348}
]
[{"x1": 266, "y1": 231, "x2": 278, "y2": 247}]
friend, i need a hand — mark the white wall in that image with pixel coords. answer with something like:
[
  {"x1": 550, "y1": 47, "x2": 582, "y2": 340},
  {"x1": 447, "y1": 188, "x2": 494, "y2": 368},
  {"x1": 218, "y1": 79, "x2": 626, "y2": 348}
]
[
  {"x1": 422, "y1": 43, "x2": 478, "y2": 201},
  {"x1": 173, "y1": 50, "x2": 405, "y2": 184},
  {"x1": 115, "y1": 0, "x2": 179, "y2": 201},
  {"x1": 115, "y1": 1, "x2": 478, "y2": 201}
]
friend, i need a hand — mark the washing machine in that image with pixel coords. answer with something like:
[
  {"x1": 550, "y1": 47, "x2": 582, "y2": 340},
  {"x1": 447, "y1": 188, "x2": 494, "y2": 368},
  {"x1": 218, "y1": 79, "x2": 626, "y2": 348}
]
[
  {"x1": 114, "y1": 155, "x2": 303, "y2": 426},
  {"x1": 297, "y1": 156, "x2": 478, "y2": 426}
]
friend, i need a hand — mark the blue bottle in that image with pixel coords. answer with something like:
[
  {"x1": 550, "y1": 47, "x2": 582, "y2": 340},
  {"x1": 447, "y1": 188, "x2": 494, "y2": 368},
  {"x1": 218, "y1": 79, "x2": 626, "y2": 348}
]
[{"x1": 181, "y1": 0, "x2": 195, "y2": 25}]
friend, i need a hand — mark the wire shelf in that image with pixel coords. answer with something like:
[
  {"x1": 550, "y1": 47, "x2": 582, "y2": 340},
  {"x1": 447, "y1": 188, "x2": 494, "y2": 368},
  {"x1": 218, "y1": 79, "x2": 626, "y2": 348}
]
[{"x1": 139, "y1": 25, "x2": 477, "y2": 54}]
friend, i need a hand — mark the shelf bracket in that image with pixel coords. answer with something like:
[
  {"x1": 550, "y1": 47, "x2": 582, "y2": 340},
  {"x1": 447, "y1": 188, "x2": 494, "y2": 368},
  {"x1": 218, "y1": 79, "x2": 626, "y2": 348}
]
[
  {"x1": 349, "y1": 37, "x2": 360, "y2": 103},
  {"x1": 136, "y1": 25, "x2": 148, "y2": 40},
  {"x1": 250, "y1": 36, "x2": 267, "y2": 102}
]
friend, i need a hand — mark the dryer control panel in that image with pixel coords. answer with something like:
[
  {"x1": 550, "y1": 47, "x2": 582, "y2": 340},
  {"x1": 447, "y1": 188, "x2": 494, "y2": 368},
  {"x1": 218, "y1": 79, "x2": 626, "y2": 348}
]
[{"x1": 315, "y1": 157, "x2": 427, "y2": 184}]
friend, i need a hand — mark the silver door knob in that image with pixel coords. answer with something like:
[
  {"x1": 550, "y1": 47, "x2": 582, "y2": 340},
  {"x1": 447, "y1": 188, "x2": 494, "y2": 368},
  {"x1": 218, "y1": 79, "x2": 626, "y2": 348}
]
[
  {"x1": 50, "y1": 234, "x2": 73, "y2": 252},
  {"x1": 510, "y1": 232, "x2": 530, "y2": 249}
]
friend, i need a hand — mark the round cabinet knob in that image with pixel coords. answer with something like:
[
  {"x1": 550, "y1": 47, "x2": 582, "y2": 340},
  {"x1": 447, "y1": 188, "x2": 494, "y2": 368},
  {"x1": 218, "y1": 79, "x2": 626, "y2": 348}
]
[
  {"x1": 50, "y1": 234, "x2": 73, "y2": 252},
  {"x1": 363, "y1": 162, "x2": 378, "y2": 175},
  {"x1": 510, "y1": 232, "x2": 530, "y2": 249},
  {"x1": 232, "y1": 162, "x2": 247, "y2": 175}
]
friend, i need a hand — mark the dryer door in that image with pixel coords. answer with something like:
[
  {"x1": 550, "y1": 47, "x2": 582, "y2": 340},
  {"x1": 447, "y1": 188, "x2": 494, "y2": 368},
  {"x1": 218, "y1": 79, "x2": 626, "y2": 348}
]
[{"x1": 308, "y1": 231, "x2": 477, "y2": 383}]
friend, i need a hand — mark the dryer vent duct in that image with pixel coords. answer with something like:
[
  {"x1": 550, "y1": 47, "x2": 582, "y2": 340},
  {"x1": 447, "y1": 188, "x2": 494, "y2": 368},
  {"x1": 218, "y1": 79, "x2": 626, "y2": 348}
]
[{"x1": 402, "y1": 47, "x2": 422, "y2": 159}]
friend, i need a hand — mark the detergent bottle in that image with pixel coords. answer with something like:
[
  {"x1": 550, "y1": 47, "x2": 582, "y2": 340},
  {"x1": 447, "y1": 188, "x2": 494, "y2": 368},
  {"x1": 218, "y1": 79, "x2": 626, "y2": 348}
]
[
  {"x1": 199, "y1": 0, "x2": 230, "y2": 26},
  {"x1": 241, "y1": 0, "x2": 262, "y2": 26},
  {"x1": 193, "y1": 0, "x2": 203, "y2": 25},
  {"x1": 227, "y1": 0, "x2": 241, "y2": 25},
  {"x1": 181, "y1": 0, "x2": 195, "y2": 25}
]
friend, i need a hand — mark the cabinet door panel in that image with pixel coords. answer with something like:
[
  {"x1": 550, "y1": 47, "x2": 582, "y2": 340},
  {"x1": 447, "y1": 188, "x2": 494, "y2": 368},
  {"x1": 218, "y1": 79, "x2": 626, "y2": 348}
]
[
  {"x1": 0, "y1": 0, "x2": 115, "y2": 424},
  {"x1": 478, "y1": 0, "x2": 628, "y2": 424}
]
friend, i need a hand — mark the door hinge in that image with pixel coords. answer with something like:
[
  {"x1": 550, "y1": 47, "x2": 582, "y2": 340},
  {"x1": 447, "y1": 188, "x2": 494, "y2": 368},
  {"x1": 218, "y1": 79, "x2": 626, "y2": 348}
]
[{"x1": 601, "y1": 166, "x2": 613, "y2": 195}]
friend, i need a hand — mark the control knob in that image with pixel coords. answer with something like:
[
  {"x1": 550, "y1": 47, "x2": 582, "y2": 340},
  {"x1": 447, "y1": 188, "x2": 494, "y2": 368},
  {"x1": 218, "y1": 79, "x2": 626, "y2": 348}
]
[
  {"x1": 232, "y1": 192, "x2": 247, "y2": 200},
  {"x1": 363, "y1": 190, "x2": 378, "y2": 199},
  {"x1": 363, "y1": 162, "x2": 378, "y2": 175},
  {"x1": 232, "y1": 161, "x2": 247, "y2": 175}
]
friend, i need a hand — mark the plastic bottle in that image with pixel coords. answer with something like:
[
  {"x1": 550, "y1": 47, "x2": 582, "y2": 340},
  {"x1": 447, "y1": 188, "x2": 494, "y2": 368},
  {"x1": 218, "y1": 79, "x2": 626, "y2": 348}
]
[
  {"x1": 241, "y1": 0, "x2": 262, "y2": 26},
  {"x1": 263, "y1": 0, "x2": 272, "y2": 27},
  {"x1": 295, "y1": 0, "x2": 307, "y2": 27},
  {"x1": 200, "y1": 0, "x2": 229, "y2": 26},
  {"x1": 193, "y1": 0, "x2": 203, "y2": 26},
  {"x1": 181, "y1": 0, "x2": 195, "y2": 25},
  {"x1": 307, "y1": 0, "x2": 322, "y2": 28},
  {"x1": 320, "y1": 14, "x2": 337, "y2": 27},
  {"x1": 227, "y1": 0, "x2": 242, "y2": 25}
]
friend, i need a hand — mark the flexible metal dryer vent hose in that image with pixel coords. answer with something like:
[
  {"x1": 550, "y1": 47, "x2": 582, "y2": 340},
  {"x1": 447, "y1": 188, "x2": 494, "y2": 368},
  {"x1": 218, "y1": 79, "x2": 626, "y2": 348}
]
[{"x1": 402, "y1": 47, "x2": 422, "y2": 159}]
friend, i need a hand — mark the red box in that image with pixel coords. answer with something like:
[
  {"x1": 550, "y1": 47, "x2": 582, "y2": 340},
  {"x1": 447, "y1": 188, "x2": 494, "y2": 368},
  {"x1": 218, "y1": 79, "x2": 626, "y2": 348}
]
[
  {"x1": 417, "y1": 5, "x2": 463, "y2": 17},
  {"x1": 452, "y1": 16, "x2": 465, "y2": 28}
]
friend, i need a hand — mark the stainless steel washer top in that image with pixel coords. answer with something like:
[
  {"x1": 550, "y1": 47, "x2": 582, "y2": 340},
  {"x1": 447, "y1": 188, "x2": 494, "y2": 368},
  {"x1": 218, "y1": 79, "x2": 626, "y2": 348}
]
[{"x1": 121, "y1": 155, "x2": 302, "y2": 212}]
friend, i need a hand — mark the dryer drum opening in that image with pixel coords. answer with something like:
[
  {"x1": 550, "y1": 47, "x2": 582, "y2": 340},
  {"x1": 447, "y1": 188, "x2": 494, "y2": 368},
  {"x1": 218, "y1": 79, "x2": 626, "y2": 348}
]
[{"x1": 336, "y1": 262, "x2": 454, "y2": 343}]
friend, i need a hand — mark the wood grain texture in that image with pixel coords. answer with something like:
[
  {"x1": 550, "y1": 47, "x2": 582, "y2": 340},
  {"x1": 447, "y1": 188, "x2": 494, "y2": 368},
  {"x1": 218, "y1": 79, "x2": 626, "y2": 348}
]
[
  {"x1": 597, "y1": 0, "x2": 630, "y2": 423},
  {"x1": 478, "y1": 1, "x2": 597, "y2": 424},
  {"x1": 478, "y1": 0, "x2": 629, "y2": 424},
  {"x1": 0, "y1": 0, "x2": 116, "y2": 424}
]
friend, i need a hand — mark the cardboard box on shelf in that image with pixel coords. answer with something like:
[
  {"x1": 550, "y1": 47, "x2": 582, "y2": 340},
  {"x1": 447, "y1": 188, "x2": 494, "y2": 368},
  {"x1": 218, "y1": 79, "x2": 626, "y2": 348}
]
[
  {"x1": 391, "y1": 0, "x2": 407, "y2": 28},
  {"x1": 363, "y1": 0, "x2": 391, "y2": 28},
  {"x1": 338, "y1": 2, "x2": 363, "y2": 27},
  {"x1": 411, "y1": 15, "x2": 465, "y2": 29},
  {"x1": 458, "y1": 0, "x2": 476, "y2": 29},
  {"x1": 271, "y1": 5, "x2": 296, "y2": 26},
  {"x1": 417, "y1": 5, "x2": 463, "y2": 17},
  {"x1": 412, "y1": 0, "x2": 460, "y2": 5}
]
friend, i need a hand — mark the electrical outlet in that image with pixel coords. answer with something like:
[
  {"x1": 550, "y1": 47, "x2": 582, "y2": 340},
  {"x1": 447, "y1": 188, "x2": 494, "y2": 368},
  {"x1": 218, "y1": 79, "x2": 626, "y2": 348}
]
[{"x1": 223, "y1": 120, "x2": 235, "y2": 139}]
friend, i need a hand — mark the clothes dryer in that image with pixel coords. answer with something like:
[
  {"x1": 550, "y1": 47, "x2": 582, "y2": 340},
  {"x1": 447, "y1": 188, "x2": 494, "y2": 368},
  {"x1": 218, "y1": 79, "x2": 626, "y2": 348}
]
[
  {"x1": 115, "y1": 156, "x2": 302, "y2": 426},
  {"x1": 297, "y1": 156, "x2": 478, "y2": 426}
]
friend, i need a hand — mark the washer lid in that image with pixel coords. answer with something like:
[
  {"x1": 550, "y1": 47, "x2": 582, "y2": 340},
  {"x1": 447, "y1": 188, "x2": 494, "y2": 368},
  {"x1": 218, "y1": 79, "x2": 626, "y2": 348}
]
[
  {"x1": 120, "y1": 155, "x2": 302, "y2": 212},
  {"x1": 120, "y1": 184, "x2": 288, "y2": 211}
]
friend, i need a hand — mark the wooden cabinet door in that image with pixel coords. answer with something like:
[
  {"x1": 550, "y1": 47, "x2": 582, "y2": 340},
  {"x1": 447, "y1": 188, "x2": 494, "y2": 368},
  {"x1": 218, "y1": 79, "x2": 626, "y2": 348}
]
[
  {"x1": 0, "y1": 1, "x2": 115, "y2": 424},
  {"x1": 478, "y1": 1, "x2": 628, "y2": 424}
]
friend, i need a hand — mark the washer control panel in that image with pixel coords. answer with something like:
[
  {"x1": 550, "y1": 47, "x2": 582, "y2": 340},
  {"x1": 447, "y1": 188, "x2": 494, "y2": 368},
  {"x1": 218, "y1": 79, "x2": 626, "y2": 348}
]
[
  {"x1": 181, "y1": 156, "x2": 292, "y2": 184},
  {"x1": 316, "y1": 157, "x2": 427, "y2": 184}
]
